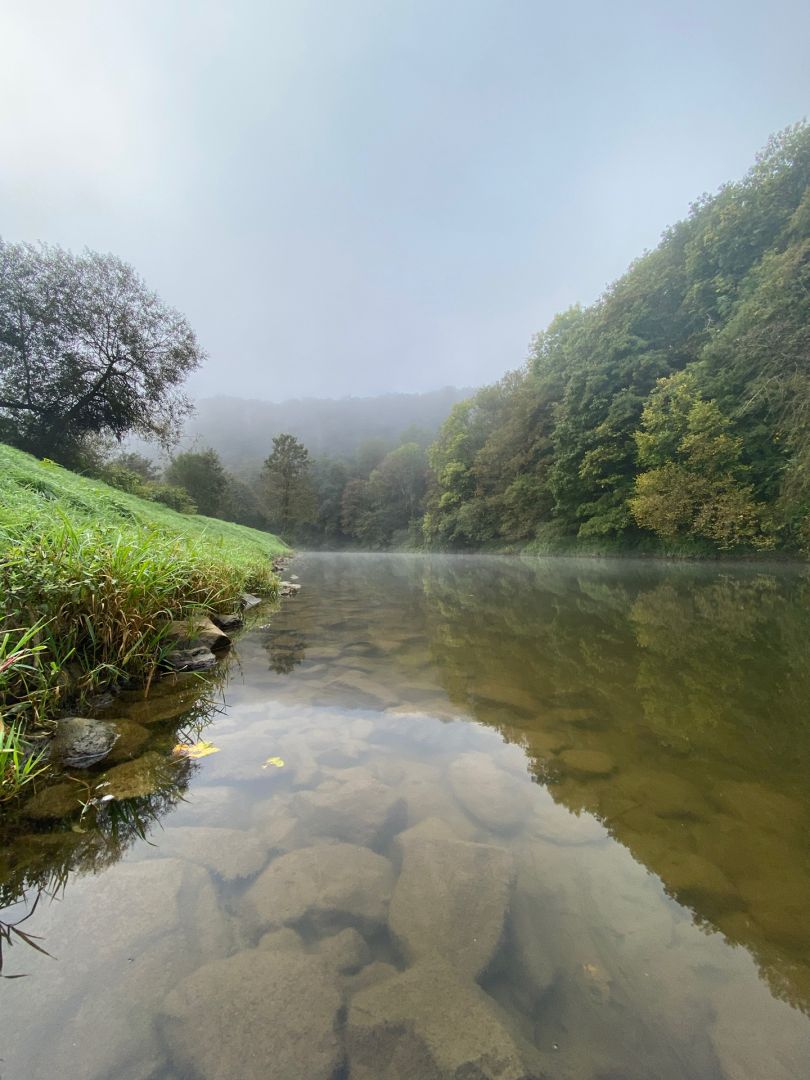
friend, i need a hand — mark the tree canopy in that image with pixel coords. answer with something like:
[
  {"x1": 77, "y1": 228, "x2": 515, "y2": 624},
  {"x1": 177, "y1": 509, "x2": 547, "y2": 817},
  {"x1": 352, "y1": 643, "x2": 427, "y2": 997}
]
[
  {"x1": 424, "y1": 122, "x2": 810, "y2": 554},
  {"x1": 0, "y1": 240, "x2": 203, "y2": 463}
]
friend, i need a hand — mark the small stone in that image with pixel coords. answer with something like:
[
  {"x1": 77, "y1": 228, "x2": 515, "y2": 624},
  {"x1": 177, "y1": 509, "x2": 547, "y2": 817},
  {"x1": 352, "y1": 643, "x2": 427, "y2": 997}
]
[
  {"x1": 448, "y1": 751, "x2": 532, "y2": 833},
  {"x1": 166, "y1": 616, "x2": 231, "y2": 652},
  {"x1": 558, "y1": 748, "x2": 617, "y2": 778},
  {"x1": 210, "y1": 611, "x2": 244, "y2": 631},
  {"x1": 318, "y1": 927, "x2": 370, "y2": 973},
  {"x1": 280, "y1": 581, "x2": 301, "y2": 596},
  {"x1": 49, "y1": 716, "x2": 119, "y2": 768},
  {"x1": 240, "y1": 592, "x2": 262, "y2": 609},
  {"x1": 241, "y1": 843, "x2": 395, "y2": 936},
  {"x1": 164, "y1": 646, "x2": 218, "y2": 672}
]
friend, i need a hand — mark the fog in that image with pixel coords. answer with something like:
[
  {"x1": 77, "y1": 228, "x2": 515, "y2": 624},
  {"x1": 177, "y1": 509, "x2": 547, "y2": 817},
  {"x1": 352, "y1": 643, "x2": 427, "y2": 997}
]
[{"x1": 2, "y1": 0, "x2": 808, "y2": 401}]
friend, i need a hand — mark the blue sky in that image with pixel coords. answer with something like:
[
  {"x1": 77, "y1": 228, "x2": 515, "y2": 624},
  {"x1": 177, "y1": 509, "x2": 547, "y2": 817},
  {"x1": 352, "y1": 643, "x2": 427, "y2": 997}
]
[{"x1": 2, "y1": 0, "x2": 809, "y2": 400}]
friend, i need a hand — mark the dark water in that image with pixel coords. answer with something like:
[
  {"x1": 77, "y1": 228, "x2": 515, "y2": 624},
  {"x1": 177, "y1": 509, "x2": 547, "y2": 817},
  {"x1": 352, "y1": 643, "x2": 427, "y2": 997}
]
[{"x1": 2, "y1": 553, "x2": 810, "y2": 1079}]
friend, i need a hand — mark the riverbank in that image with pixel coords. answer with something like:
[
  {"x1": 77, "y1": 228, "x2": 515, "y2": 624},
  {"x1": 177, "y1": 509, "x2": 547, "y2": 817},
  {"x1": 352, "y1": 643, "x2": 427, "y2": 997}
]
[{"x1": 0, "y1": 444, "x2": 288, "y2": 800}]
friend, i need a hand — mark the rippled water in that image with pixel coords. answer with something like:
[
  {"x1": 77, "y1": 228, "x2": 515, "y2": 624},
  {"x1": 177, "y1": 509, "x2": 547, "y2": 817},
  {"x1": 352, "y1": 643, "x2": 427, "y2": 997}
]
[{"x1": 2, "y1": 553, "x2": 810, "y2": 1079}]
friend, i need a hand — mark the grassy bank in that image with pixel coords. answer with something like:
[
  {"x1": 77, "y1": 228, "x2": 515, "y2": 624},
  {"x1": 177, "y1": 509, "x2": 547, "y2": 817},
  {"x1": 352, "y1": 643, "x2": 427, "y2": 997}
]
[{"x1": 0, "y1": 444, "x2": 287, "y2": 795}]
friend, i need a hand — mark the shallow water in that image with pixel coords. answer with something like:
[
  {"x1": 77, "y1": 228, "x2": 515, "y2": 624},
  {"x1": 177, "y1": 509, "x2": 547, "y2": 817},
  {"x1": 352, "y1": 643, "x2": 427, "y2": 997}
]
[{"x1": 2, "y1": 553, "x2": 810, "y2": 1079}]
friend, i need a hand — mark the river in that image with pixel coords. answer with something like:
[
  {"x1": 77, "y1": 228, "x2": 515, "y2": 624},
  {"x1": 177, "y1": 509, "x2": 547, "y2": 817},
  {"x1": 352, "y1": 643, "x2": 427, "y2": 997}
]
[{"x1": 2, "y1": 552, "x2": 809, "y2": 1079}]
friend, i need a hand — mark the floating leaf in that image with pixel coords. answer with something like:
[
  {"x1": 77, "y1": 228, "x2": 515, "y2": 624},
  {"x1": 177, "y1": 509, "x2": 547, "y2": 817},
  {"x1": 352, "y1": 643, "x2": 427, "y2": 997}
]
[
  {"x1": 262, "y1": 756, "x2": 285, "y2": 769},
  {"x1": 172, "y1": 741, "x2": 220, "y2": 759}
]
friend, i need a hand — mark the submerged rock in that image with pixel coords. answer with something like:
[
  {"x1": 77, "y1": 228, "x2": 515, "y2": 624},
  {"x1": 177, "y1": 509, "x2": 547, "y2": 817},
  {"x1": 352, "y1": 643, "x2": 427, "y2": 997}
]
[
  {"x1": 280, "y1": 580, "x2": 301, "y2": 596},
  {"x1": 389, "y1": 817, "x2": 514, "y2": 980},
  {"x1": 448, "y1": 751, "x2": 532, "y2": 833},
  {"x1": 48, "y1": 715, "x2": 119, "y2": 768},
  {"x1": 23, "y1": 780, "x2": 85, "y2": 819},
  {"x1": 711, "y1": 981, "x2": 810, "y2": 1080},
  {"x1": 558, "y1": 748, "x2": 617, "y2": 778},
  {"x1": 30, "y1": 858, "x2": 228, "y2": 1080},
  {"x1": 164, "y1": 646, "x2": 218, "y2": 672},
  {"x1": 241, "y1": 842, "x2": 395, "y2": 936},
  {"x1": 291, "y1": 766, "x2": 407, "y2": 846},
  {"x1": 160, "y1": 945, "x2": 343, "y2": 1080},
  {"x1": 347, "y1": 960, "x2": 542, "y2": 1080},
  {"x1": 318, "y1": 927, "x2": 371, "y2": 973},
  {"x1": 101, "y1": 751, "x2": 176, "y2": 801},
  {"x1": 154, "y1": 825, "x2": 268, "y2": 881}
]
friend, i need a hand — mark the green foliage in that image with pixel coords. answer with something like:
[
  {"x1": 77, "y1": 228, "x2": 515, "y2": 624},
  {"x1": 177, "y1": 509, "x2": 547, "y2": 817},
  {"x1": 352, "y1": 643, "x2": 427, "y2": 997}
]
[
  {"x1": 164, "y1": 448, "x2": 228, "y2": 517},
  {"x1": 0, "y1": 240, "x2": 203, "y2": 463},
  {"x1": 423, "y1": 122, "x2": 810, "y2": 554},
  {"x1": 261, "y1": 433, "x2": 316, "y2": 538},
  {"x1": 629, "y1": 373, "x2": 774, "y2": 549},
  {"x1": 0, "y1": 443, "x2": 287, "y2": 726},
  {"x1": 0, "y1": 719, "x2": 47, "y2": 803}
]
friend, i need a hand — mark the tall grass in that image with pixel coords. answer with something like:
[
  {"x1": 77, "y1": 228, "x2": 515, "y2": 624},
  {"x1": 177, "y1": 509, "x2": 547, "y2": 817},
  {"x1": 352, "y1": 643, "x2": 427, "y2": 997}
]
[{"x1": 0, "y1": 444, "x2": 288, "y2": 739}]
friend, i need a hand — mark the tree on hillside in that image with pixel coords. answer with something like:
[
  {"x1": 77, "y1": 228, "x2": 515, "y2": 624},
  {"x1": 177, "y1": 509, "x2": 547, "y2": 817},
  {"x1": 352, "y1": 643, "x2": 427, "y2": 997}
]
[
  {"x1": 0, "y1": 240, "x2": 203, "y2": 463},
  {"x1": 165, "y1": 449, "x2": 228, "y2": 517},
  {"x1": 629, "y1": 372, "x2": 774, "y2": 549},
  {"x1": 261, "y1": 433, "x2": 315, "y2": 536}
]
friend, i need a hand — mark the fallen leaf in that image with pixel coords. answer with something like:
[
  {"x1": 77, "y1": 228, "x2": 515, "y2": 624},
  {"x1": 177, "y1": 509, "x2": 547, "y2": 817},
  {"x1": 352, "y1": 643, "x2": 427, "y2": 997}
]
[
  {"x1": 262, "y1": 756, "x2": 285, "y2": 769},
  {"x1": 172, "y1": 741, "x2": 220, "y2": 759}
]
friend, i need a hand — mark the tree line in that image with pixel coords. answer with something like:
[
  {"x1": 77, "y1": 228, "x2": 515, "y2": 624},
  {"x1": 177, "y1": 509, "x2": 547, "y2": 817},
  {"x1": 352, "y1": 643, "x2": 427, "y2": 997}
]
[
  {"x1": 2, "y1": 122, "x2": 809, "y2": 554},
  {"x1": 424, "y1": 122, "x2": 810, "y2": 553}
]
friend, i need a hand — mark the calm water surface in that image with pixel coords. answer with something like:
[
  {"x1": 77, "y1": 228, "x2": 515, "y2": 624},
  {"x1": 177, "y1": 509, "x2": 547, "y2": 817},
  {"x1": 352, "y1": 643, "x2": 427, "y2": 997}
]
[{"x1": 2, "y1": 553, "x2": 810, "y2": 1079}]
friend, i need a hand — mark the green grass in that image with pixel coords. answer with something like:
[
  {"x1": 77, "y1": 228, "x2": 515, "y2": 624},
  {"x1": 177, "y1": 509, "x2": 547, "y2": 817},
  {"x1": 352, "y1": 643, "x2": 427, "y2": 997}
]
[{"x1": 0, "y1": 444, "x2": 288, "y2": 737}]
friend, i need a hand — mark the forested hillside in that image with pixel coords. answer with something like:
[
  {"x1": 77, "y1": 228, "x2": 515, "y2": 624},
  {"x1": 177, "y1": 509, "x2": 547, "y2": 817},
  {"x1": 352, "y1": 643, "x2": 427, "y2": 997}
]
[{"x1": 424, "y1": 123, "x2": 810, "y2": 553}]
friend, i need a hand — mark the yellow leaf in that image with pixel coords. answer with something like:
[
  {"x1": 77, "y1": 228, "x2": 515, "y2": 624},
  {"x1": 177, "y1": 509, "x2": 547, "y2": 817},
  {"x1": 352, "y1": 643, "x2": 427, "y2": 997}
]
[
  {"x1": 262, "y1": 756, "x2": 285, "y2": 769},
  {"x1": 172, "y1": 741, "x2": 220, "y2": 759}
]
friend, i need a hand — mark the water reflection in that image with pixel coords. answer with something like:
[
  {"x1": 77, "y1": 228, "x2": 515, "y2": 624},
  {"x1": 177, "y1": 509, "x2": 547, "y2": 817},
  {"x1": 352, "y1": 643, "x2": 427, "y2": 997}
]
[
  {"x1": 1, "y1": 554, "x2": 809, "y2": 1079},
  {"x1": 416, "y1": 557, "x2": 810, "y2": 1014},
  {"x1": 0, "y1": 668, "x2": 227, "y2": 974}
]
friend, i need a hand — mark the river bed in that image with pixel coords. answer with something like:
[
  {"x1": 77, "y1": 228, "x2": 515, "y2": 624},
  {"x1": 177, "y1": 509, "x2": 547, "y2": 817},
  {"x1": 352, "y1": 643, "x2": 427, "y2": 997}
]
[{"x1": 2, "y1": 552, "x2": 810, "y2": 1079}]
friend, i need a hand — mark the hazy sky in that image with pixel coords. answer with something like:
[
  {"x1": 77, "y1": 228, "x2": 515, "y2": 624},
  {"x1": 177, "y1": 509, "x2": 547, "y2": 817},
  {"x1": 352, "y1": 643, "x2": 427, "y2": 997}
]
[{"x1": 2, "y1": 1, "x2": 809, "y2": 402}]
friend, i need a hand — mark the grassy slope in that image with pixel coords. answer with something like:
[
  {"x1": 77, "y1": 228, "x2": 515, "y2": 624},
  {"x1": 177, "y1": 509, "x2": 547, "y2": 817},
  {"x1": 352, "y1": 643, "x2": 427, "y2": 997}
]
[
  {"x1": 0, "y1": 444, "x2": 287, "y2": 570},
  {"x1": 0, "y1": 444, "x2": 288, "y2": 734}
]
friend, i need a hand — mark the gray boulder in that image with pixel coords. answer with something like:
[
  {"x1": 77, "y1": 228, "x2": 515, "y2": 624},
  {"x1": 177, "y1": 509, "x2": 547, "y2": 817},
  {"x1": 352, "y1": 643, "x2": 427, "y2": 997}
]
[
  {"x1": 347, "y1": 960, "x2": 542, "y2": 1080},
  {"x1": 290, "y1": 767, "x2": 406, "y2": 846},
  {"x1": 152, "y1": 826, "x2": 268, "y2": 881},
  {"x1": 241, "y1": 843, "x2": 395, "y2": 936},
  {"x1": 160, "y1": 945, "x2": 343, "y2": 1080},
  {"x1": 389, "y1": 818, "x2": 514, "y2": 980},
  {"x1": 48, "y1": 716, "x2": 119, "y2": 768},
  {"x1": 166, "y1": 616, "x2": 231, "y2": 652},
  {"x1": 164, "y1": 646, "x2": 217, "y2": 671},
  {"x1": 210, "y1": 611, "x2": 244, "y2": 631},
  {"x1": 240, "y1": 592, "x2": 262, "y2": 609}
]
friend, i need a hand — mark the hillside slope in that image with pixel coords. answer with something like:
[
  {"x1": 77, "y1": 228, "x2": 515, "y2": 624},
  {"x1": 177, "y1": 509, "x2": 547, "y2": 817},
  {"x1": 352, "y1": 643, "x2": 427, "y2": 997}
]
[
  {"x1": 0, "y1": 444, "x2": 288, "y2": 737},
  {"x1": 0, "y1": 444, "x2": 288, "y2": 569}
]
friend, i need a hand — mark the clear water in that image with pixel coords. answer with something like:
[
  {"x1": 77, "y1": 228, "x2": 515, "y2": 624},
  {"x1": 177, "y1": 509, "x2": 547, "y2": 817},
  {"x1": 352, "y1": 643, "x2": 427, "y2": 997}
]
[{"x1": 2, "y1": 553, "x2": 810, "y2": 1079}]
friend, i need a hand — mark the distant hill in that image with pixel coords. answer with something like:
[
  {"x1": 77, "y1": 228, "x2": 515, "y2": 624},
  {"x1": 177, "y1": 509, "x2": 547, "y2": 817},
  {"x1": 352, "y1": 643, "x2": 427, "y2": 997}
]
[{"x1": 175, "y1": 386, "x2": 474, "y2": 470}]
